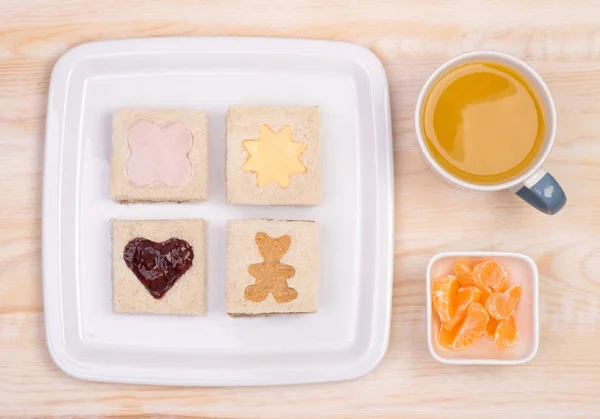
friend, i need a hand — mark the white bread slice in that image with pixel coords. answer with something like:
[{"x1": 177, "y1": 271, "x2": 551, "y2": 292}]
[
  {"x1": 112, "y1": 219, "x2": 206, "y2": 315},
  {"x1": 226, "y1": 106, "x2": 320, "y2": 206},
  {"x1": 110, "y1": 109, "x2": 208, "y2": 202},
  {"x1": 226, "y1": 219, "x2": 319, "y2": 316}
]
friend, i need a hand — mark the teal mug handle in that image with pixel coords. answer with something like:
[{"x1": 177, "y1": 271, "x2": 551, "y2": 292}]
[{"x1": 512, "y1": 168, "x2": 566, "y2": 215}]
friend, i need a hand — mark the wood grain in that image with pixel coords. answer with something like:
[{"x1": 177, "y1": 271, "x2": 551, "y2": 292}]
[{"x1": 1, "y1": 0, "x2": 600, "y2": 417}]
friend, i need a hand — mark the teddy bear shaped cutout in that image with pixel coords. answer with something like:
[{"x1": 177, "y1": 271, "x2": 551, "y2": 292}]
[{"x1": 244, "y1": 232, "x2": 298, "y2": 303}]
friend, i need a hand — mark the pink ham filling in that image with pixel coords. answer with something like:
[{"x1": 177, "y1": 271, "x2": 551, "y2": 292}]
[{"x1": 126, "y1": 120, "x2": 193, "y2": 186}]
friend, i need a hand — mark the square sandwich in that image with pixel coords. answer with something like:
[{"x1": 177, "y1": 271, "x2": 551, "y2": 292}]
[
  {"x1": 110, "y1": 109, "x2": 208, "y2": 202},
  {"x1": 112, "y1": 219, "x2": 206, "y2": 315},
  {"x1": 226, "y1": 106, "x2": 320, "y2": 205},
  {"x1": 226, "y1": 219, "x2": 319, "y2": 316}
]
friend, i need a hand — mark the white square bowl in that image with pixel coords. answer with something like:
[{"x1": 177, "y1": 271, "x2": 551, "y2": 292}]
[
  {"x1": 42, "y1": 37, "x2": 394, "y2": 386},
  {"x1": 427, "y1": 252, "x2": 539, "y2": 365}
]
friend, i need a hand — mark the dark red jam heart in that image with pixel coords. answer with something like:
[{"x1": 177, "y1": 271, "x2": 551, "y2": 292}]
[{"x1": 123, "y1": 237, "x2": 194, "y2": 299}]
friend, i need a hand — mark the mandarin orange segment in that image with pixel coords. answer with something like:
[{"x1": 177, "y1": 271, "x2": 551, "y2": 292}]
[
  {"x1": 495, "y1": 315, "x2": 518, "y2": 349},
  {"x1": 484, "y1": 317, "x2": 499, "y2": 340},
  {"x1": 485, "y1": 285, "x2": 522, "y2": 320},
  {"x1": 473, "y1": 260, "x2": 509, "y2": 293},
  {"x1": 452, "y1": 302, "x2": 489, "y2": 350},
  {"x1": 443, "y1": 286, "x2": 482, "y2": 331},
  {"x1": 472, "y1": 266, "x2": 493, "y2": 300},
  {"x1": 495, "y1": 280, "x2": 510, "y2": 293},
  {"x1": 478, "y1": 286, "x2": 492, "y2": 305},
  {"x1": 431, "y1": 275, "x2": 460, "y2": 324},
  {"x1": 438, "y1": 324, "x2": 455, "y2": 349},
  {"x1": 455, "y1": 260, "x2": 476, "y2": 287}
]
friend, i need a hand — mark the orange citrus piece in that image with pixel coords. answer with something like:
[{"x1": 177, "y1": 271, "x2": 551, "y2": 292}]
[
  {"x1": 495, "y1": 315, "x2": 518, "y2": 349},
  {"x1": 471, "y1": 265, "x2": 492, "y2": 303},
  {"x1": 453, "y1": 302, "x2": 489, "y2": 349},
  {"x1": 455, "y1": 260, "x2": 476, "y2": 287},
  {"x1": 438, "y1": 323, "x2": 455, "y2": 349},
  {"x1": 431, "y1": 275, "x2": 460, "y2": 324},
  {"x1": 484, "y1": 317, "x2": 499, "y2": 340},
  {"x1": 443, "y1": 286, "x2": 482, "y2": 331},
  {"x1": 471, "y1": 279, "x2": 492, "y2": 305},
  {"x1": 478, "y1": 288, "x2": 492, "y2": 305},
  {"x1": 439, "y1": 302, "x2": 489, "y2": 350},
  {"x1": 485, "y1": 285, "x2": 522, "y2": 320},
  {"x1": 473, "y1": 260, "x2": 509, "y2": 293}
]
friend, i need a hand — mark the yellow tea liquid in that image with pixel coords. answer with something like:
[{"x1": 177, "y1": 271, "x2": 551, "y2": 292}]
[{"x1": 422, "y1": 62, "x2": 545, "y2": 184}]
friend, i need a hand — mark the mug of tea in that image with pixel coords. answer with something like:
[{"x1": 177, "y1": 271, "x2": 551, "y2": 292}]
[{"x1": 415, "y1": 51, "x2": 566, "y2": 215}]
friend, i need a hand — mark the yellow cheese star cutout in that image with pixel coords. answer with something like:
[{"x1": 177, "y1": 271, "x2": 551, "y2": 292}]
[{"x1": 242, "y1": 125, "x2": 307, "y2": 188}]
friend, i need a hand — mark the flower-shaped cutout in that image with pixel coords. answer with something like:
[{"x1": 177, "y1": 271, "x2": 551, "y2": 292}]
[
  {"x1": 126, "y1": 120, "x2": 193, "y2": 186},
  {"x1": 242, "y1": 125, "x2": 307, "y2": 188}
]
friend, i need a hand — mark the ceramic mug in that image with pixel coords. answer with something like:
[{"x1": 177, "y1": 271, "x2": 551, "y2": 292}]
[{"x1": 414, "y1": 51, "x2": 567, "y2": 215}]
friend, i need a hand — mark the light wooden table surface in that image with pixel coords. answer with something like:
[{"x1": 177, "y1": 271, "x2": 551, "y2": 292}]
[{"x1": 2, "y1": 0, "x2": 600, "y2": 417}]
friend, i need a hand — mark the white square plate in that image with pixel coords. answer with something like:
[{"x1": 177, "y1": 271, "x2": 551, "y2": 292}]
[{"x1": 42, "y1": 37, "x2": 394, "y2": 386}]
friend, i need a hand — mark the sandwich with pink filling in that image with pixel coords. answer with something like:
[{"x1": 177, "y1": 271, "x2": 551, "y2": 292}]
[{"x1": 109, "y1": 109, "x2": 208, "y2": 203}]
